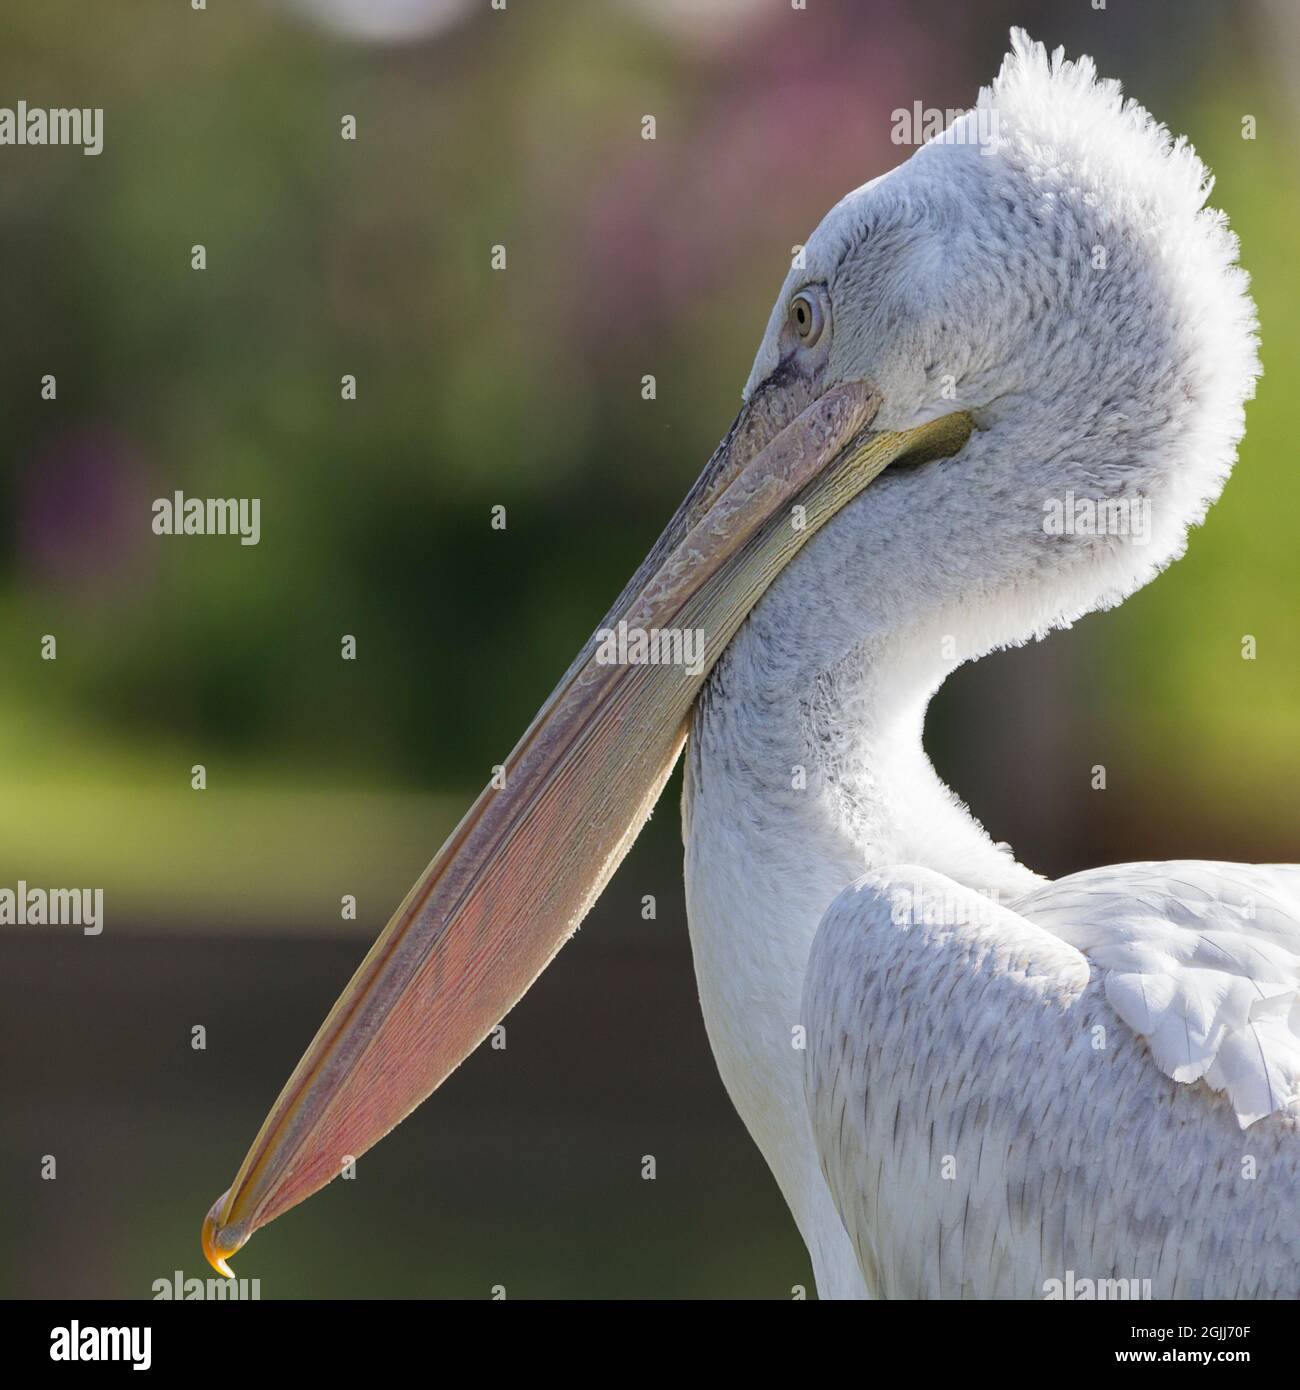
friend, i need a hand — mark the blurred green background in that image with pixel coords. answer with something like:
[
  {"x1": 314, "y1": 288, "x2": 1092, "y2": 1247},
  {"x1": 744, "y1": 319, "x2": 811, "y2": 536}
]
[{"x1": 1, "y1": 0, "x2": 1296, "y2": 1298}]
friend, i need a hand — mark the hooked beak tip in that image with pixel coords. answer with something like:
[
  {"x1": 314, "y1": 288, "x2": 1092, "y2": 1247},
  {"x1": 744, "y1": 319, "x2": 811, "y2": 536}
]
[{"x1": 201, "y1": 1190, "x2": 239, "y2": 1279}]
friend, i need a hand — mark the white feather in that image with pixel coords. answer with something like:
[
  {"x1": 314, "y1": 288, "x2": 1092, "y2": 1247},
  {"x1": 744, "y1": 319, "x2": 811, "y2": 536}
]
[
  {"x1": 681, "y1": 29, "x2": 1285, "y2": 1300},
  {"x1": 1021, "y1": 864, "x2": 1300, "y2": 1122},
  {"x1": 799, "y1": 867, "x2": 1300, "y2": 1298}
]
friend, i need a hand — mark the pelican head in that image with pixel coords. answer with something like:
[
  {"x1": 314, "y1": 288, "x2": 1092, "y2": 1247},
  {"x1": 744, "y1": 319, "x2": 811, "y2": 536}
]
[{"x1": 202, "y1": 29, "x2": 1258, "y2": 1277}]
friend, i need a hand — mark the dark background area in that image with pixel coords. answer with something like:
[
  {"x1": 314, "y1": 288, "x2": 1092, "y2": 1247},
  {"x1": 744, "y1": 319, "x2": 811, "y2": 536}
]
[{"x1": 1, "y1": 0, "x2": 1297, "y2": 1297}]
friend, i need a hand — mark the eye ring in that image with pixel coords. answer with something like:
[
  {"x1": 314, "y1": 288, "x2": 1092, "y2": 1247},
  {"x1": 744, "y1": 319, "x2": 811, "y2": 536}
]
[{"x1": 789, "y1": 289, "x2": 825, "y2": 347}]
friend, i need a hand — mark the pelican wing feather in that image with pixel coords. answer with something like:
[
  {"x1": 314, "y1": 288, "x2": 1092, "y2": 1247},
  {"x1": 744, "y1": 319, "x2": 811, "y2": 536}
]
[
  {"x1": 1019, "y1": 862, "x2": 1300, "y2": 1126},
  {"x1": 802, "y1": 863, "x2": 1300, "y2": 1298}
]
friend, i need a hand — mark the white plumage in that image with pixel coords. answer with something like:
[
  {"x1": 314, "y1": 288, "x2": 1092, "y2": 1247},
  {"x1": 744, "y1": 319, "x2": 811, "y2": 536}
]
[
  {"x1": 1023, "y1": 862, "x2": 1300, "y2": 1126},
  {"x1": 682, "y1": 32, "x2": 1298, "y2": 1298},
  {"x1": 804, "y1": 865, "x2": 1300, "y2": 1298},
  {"x1": 197, "y1": 32, "x2": 1299, "y2": 1293}
]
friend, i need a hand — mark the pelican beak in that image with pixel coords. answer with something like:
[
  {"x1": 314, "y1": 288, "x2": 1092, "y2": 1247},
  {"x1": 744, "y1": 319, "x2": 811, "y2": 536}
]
[{"x1": 200, "y1": 373, "x2": 972, "y2": 1274}]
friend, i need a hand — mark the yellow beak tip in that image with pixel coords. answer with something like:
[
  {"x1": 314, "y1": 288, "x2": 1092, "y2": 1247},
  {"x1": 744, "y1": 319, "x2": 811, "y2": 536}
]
[{"x1": 201, "y1": 1190, "x2": 239, "y2": 1279}]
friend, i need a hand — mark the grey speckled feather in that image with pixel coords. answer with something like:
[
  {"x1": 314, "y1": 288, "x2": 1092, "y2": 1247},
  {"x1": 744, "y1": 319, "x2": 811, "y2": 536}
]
[{"x1": 804, "y1": 866, "x2": 1300, "y2": 1298}]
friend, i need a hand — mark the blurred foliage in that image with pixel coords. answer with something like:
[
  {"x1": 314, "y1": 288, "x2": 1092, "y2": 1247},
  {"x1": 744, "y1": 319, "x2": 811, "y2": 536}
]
[
  {"x1": 1101, "y1": 80, "x2": 1300, "y2": 799},
  {"x1": 1, "y1": 0, "x2": 1295, "y2": 905}
]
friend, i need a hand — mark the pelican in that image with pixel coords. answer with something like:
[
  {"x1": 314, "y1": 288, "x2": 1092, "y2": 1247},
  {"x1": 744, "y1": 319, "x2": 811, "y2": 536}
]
[{"x1": 202, "y1": 31, "x2": 1300, "y2": 1298}]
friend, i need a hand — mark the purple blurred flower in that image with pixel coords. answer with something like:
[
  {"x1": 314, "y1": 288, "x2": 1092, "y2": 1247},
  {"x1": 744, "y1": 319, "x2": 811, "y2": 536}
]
[
  {"x1": 578, "y1": 4, "x2": 936, "y2": 342},
  {"x1": 17, "y1": 426, "x2": 156, "y2": 594}
]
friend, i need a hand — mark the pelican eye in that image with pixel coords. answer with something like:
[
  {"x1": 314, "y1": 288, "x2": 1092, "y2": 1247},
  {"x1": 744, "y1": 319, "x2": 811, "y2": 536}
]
[{"x1": 789, "y1": 290, "x2": 824, "y2": 346}]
